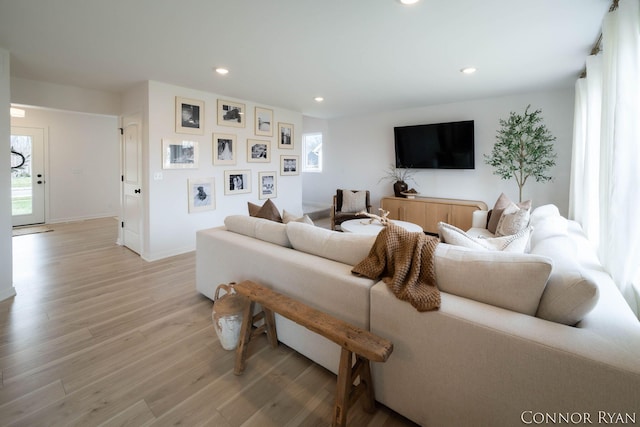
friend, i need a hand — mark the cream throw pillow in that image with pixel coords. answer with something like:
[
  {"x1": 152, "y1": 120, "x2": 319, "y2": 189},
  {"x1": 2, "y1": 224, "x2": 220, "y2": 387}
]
[
  {"x1": 438, "y1": 222, "x2": 532, "y2": 253},
  {"x1": 341, "y1": 190, "x2": 367, "y2": 213},
  {"x1": 495, "y1": 202, "x2": 530, "y2": 236}
]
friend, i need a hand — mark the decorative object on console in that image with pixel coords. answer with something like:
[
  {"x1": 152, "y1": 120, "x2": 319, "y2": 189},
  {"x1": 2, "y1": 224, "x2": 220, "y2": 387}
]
[
  {"x1": 378, "y1": 163, "x2": 416, "y2": 197},
  {"x1": 485, "y1": 105, "x2": 556, "y2": 202},
  {"x1": 331, "y1": 189, "x2": 372, "y2": 230}
]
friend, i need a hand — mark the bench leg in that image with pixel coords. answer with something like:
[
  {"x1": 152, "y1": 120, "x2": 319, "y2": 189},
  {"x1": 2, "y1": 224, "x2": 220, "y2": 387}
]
[
  {"x1": 234, "y1": 300, "x2": 255, "y2": 375},
  {"x1": 332, "y1": 349, "x2": 376, "y2": 427}
]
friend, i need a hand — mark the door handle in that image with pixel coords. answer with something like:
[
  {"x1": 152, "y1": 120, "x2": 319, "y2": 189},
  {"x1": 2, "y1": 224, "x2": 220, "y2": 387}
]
[
  {"x1": 134, "y1": 189, "x2": 141, "y2": 194},
  {"x1": 37, "y1": 180, "x2": 43, "y2": 184}
]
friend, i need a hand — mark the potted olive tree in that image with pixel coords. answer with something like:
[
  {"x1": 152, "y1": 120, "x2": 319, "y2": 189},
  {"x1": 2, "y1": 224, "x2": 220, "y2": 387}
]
[{"x1": 485, "y1": 105, "x2": 557, "y2": 202}]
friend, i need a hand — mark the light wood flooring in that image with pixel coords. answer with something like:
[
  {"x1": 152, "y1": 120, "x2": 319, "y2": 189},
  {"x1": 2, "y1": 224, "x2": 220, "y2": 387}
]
[{"x1": 1, "y1": 218, "x2": 417, "y2": 426}]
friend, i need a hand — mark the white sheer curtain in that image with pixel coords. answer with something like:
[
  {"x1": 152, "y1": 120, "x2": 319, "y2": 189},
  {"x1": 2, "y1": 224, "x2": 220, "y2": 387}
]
[
  {"x1": 569, "y1": 55, "x2": 603, "y2": 246},
  {"x1": 570, "y1": 0, "x2": 640, "y2": 316}
]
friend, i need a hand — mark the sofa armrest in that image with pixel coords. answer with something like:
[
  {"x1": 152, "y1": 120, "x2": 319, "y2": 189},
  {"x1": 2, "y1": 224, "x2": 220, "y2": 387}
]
[{"x1": 471, "y1": 209, "x2": 489, "y2": 229}]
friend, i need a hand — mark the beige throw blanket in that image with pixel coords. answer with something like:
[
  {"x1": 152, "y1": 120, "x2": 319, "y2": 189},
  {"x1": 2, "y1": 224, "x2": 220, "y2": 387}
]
[{"x1": 352, "y1": 223, "x2": 441, "y2": 311}]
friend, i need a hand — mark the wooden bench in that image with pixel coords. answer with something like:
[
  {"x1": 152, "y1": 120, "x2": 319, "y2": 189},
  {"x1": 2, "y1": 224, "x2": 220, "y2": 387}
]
[{"x1": 232, "y1": 280, "x2": 394, "y2": 427}]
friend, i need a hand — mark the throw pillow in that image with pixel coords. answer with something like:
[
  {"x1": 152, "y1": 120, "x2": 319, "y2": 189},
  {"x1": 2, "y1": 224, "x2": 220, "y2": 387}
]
[
  {"x1": 487, "y1": 193, "x2": 532, "y2": 234},
  {"x1": 438, "y1": 222, "x2": 532, "y2": 253},
  {"x1": 282, "y1": 209, "x2": 314, "y2": 225},
  {"x1": 247, "y1": 199, "x2": 283, "y2": 223},
  {"x1": 495, "y1": 202, "x2": 530, "y2": 236},
  {"x1": 341, "y1": 190, "x2": 367, "y2": 213}
]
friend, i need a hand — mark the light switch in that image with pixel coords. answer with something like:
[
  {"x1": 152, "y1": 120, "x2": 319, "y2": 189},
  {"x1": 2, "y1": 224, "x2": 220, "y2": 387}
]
[{"x1": 154, "y1": 172, "x2": 163, "y2": 180}]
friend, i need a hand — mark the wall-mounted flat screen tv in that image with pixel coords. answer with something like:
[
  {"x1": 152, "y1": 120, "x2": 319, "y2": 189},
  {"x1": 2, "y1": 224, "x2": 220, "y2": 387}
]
[{"x1": 394, "y1": 120, "x2": 475, "y2": 169}]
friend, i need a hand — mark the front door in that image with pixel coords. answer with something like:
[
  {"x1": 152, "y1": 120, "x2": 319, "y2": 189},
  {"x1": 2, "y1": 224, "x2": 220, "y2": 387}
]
[
  {"x1": 11, "y1": 127, "x2": 45, "y2": 226},
  {"x1": 121, "y1": 114, "x2": 143, "y2": 255}
]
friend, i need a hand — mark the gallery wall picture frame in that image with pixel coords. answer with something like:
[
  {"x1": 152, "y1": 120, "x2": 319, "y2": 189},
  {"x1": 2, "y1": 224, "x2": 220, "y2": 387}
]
[
  {"x1": 278, "y1": 122, "x2": 294, "y2": 149},
  {"x1": 213, "y1": 133, "x2": 237, "y2": 166},
  {"x1": 217, "y1": 99, "x2": 246, "y2": 128},
  {"x1": 224, "y1": 170, "x2": 252, "y2": 195},
  {"x1": 280, "y1": 155, "x2": 300, "y2": 176},
  {"x1": 162, "y1": 139, "x2": 199, "y2": 169},
  {"x1": 175, "y1": 97, "x2": 204, "y2": 135},
  {"x1": 188, "y1": 177, "x2": 215, "y2": 213},
  {"x1": 247, "y1": 139, "x2": 271, "y2": 163},
  {"x1": 258, "y1": 171, "x2": 277, "y2": 199},
  {"x1": 254, "y1": 107, "x2": 273, "y2": 137}
]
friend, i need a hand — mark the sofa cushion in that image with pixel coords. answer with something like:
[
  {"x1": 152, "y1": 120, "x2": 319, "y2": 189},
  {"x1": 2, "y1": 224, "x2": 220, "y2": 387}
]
[
  {"x1": 434, "y1": 243, "x2": 552, "y2": 315},
  {"x1": 282, "y1": 209, "x2": 314, "y2": 225},
  {"x1": 248, "y1": 199, "x2": 283, "y2": 222},
  {"x1": 439, "y1": 222, "x2": 532, "y2": 253},
  {"x1": 530, "y1": 236, "x2": 599, "y2": 325},
  {"x1": 487, "y1": 193, "x2": 532, "y2": 234},
  {"x1": 224, "y1": 215, "x2": 291, "y2": 247},
  {"x1": 286, "y1": 222, "x2": 376, "y2": 266}
]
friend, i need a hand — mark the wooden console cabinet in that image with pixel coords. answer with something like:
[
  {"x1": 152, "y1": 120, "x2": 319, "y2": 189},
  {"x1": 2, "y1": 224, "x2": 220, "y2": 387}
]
[{"x1": 380, "y1": 196, "x2": 488, "y2": 234}]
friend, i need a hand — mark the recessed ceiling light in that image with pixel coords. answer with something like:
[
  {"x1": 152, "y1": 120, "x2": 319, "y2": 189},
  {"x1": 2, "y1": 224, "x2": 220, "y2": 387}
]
[
  {"x1": 398, "y1": 0, "x2": 419, "y2": 5},
  {"x1": 314, "y1": 97, "x2": 324, "y2": 102},
  {"x1": 215, "y1": 67, "x2": 229, "y2": 75},
  {"x1": 461, "y1": 67, "x2": 477, "y2": 74}
]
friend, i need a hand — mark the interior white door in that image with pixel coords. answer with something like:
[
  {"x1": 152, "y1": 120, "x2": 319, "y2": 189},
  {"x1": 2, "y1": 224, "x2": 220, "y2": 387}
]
[
  {"x1": 11, "y1": 127, "x2": 45, "y2": 226},
  {"x1": 121, "y1": 114, "x2": 143, "y2": 255}
]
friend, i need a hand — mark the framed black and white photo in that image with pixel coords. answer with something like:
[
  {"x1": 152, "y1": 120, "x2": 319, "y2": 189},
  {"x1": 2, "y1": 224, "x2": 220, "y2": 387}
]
[
  {"x1": 278, "y1": 122, "x2": 294, "y2": 149},
  {"x1": 254, "y1": 107, "x2": 273, "y2": 137},
  {"x1": 217, "y1": 99, "x2": 245, "y2": 128},
  {"x1": 188, "y1": 177, "x2": 215, "y2": 213},
  {"x1": 258, "y1": 171, "x2": 277, "y2": 199},
  {"x1": 213, "y1": 133, "x2": 237, "y2": 165},
  {"x1": 280, "y1": 155, "x2": 299, "y2": 176},
  {"x1": 175, "y1": 97, "x2": 204, "y2": 135},
  {"x1": 162, "y1": 139, "x2": 199, "y2": 169},
  {"x1": 247, "y1": 139, "x2": 271, "y2": 163},
  {"x1": 224, "y1": 170, "x2": 251, "y2": 195}
]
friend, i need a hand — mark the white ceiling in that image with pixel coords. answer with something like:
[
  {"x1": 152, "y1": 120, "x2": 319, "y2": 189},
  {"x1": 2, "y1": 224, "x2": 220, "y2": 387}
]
[{"x1": 0, "y1": 0, "x2": 610, "y2": 119}]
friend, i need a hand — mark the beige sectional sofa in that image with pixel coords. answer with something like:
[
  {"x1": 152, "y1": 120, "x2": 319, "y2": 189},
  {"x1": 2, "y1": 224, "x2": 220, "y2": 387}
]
[{"x1": 196, "y1": 206, "x2": 640, "y2": 426}]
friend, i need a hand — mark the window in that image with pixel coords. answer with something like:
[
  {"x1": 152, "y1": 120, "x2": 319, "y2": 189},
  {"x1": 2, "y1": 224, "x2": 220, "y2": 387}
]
[{"x1": 302, "y1": 133, "x2": 322, "y2": 172}]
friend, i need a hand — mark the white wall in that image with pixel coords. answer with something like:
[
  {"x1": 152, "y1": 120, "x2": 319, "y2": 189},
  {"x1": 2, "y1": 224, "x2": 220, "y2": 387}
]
[
  {"x1": 0, "y1": 47, "x2": 15, "y2": 301},
  {"x1": 11, "y1": 77, "x2": 121, "y2": 116},
  {"x1": 303, "y1": 89, "x2": 575, "y2": 216},
  {"x1": 10, "y1": 108, "x2": 120, "y2": 223},
  {"x1": 143, "y1": 81, "x2": 303, "y2": 260}
]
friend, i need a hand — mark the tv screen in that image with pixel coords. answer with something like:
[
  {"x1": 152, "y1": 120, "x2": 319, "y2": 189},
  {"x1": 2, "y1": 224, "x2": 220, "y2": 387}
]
[{"x1": 394, "y1": 120, "x2": 475, "y2": 169}]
